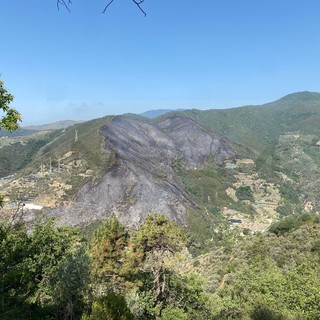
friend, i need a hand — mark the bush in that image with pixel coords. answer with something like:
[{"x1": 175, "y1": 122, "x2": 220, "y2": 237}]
[
  {"x1": 311, "y1": 240, "x2": 320, "y2": 254},
  {"x1": 269, "y1": 214, "x2": 313, "y2": 236},
  {"x1": 161, "y1": 307, "x2": 188, "y2": 320},
  {"x1": 81, "y1": 293, "x2": 133, "y2": 320},
  {"x1": 251, "y1": 305, "x2": 285, "y2": 320},
  {"x1": 236, "y1": 186, "x2": 254, "y2": 202}
]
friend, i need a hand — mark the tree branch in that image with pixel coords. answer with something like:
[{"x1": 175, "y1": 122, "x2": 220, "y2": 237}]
[
  {"x1": 103, "y1": 0, "x2": 147, "y2": 16},
  {"x1": 56, "y1": 0, "x2": 72, "y2": 13},
  {"x1": 56, "y1": 0, "x2": 147, "y2": 16},
  {"x1": 132, "y1": 0, "x2": 147, "y2": 16},
  {"x1": 103, "y1": 0, "x2": 115, "y2": 13}
]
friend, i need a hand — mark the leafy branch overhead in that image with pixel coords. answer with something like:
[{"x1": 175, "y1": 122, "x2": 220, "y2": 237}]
[
  {"x1": 0, "y1": 80, "x2": 21, "y2": 132},
  {"x1": 57, "y1": 0, "x2": 147, "y2": 16}
]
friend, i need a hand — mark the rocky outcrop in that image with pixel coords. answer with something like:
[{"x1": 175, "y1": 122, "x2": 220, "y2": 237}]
[
  {"x1": 156, "y1": 116, "x2": 235, "y2": 167},
  {"x1": 101, "y1": 116, "x2": 235, "y2": 169},
  {"x1": 50, "y1": 115, "x2": 236, "y2": 227}
]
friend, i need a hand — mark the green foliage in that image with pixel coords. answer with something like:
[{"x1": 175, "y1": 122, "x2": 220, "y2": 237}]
[
  {"x1": 207, "y1": 213, "x2": 320, "y2": 319},
  {"x1": 133, "y1": 213, "x2": 187, "y2": 256},
  {"x1": 132, "y1": 214, "x2": 187, "y2": 317},
  {"x1": 30, "y1": 218, "x2": 81, "y2": 278},
  {"x1": 0, "y1": 130, "x2": 61, "y2": 177},
  {"x1": 279, "y1": 183, "x2": 300, "y2": 204},
  {"x1": 269, "y1": 214, "x2": 313, "y2": 236},
  {"x1": 161, "y1": 307, "x2": 188, "y2": 320},
  {"x1": 176, "y1": 159, "x2": 233, "y2": 208},
  {"x1": 235, "y1": 185, "x2": 254, "y2": 202},
  {"x1": 311, "y1": 239, "x2": 320, "y2": 254},
  {"x1": 90, "y1": 216, "x2": 139, "y2": 288},
  {"x1": 82, "y1": 293, "x2": 134, "y2": 320},
  {"x1": 38, "y1": 247, "x2": 91, "y2": 319},
  {"x1": 1, "y1": 211, "x2": 319, "y2": 319},
  {"x1": 0, "y1": 217, "x2": 87, "y2": 319},
  {"x1": 125, "y1": 289, "x2": 156, "y2": 319},
  {"x1": 0, "y1": 78, "x2": 21, "y2": 220},
  {"x1": 276, "y1": 183, "x2": 305, "y2": 217},
  {"x1": 213, "y1": 257, "x2": 320, "y2": 319},
  {"x1": 276, "y1": 201, "x2": 294, "y2": 217},
  {"x1": 32, "y1": 116, "x2": 114, "y2": 175},
  {"x1": 186, "y1": 209, "x2": 218, "y2": 255},
  {"x1": 88, "y1": 214, "x2": 208, "y2": 319},
  {"x1": 163, "y1": 273, "x2": 209, "y2": 320},
  {"x1": 0, "y1": 79, "x2": 21, "y2": 132},
  {"x1": 182, "y1": 92, "x2": 320, "y2": 153},
  {"x1": 284, "y1": 262, "x2": 320, "y2": 319},
  {"x1": 0, "y1": 222, "x2": 32, "y2": 319},
  {"x1": 176, "y1": 159, "x2": 235, "y2": 253},
  {"x1": 250, "y1": 305, "x2": 285, "y2": 320}
]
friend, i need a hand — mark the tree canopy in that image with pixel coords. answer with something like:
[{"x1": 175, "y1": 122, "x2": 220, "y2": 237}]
[{"x1": 1, "y1": 213, "x2": 320, "y2": 319}]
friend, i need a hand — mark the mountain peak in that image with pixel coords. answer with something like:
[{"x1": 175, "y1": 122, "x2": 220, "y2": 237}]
[{"x1": 274, "y1": 91, "x2": 320, "y2": 104}]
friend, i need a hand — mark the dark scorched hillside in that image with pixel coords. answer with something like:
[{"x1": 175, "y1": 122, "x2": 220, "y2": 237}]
[{"x1": 49, "y1": 116, "x2": 236, "y2": 227}]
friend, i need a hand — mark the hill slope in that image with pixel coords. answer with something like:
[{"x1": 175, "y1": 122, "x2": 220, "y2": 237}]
[
  {"x1": 1, "y1": 91, "x2": 320, "y2": 248},
  {"x1": 49, "y1": 115, "x2": 236, "y2": 227},
  {"x1": 181, "y1": 91, "x2": 320, "y2": 152}
]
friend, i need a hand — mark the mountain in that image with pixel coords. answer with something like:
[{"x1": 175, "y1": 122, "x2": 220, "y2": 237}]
[
  {"x1": 180, "y1": 91, "x2": 320, "y2": 152},
  {"x1": 0, "y1": 120, "x2": 82, "y2": 138},
  {"x1": 2, "y1": 93, "x2": 320, "y2": 320},
  {"x1": 23, "y1": 120, "x2": 83, "y2": 131},
  {"x1": 1, "y1": 91, "x2": 320, "y2": 247},
  {"x1": 49, "y1": 115, "x2": 236, "y2": 228}
]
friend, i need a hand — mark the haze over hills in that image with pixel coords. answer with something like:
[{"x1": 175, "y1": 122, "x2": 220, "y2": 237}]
[
  {"x1": 140, "y1": 109, "x2": 175, "y2": 119},
  {"x1": 0, "y1": 120, "x2": 83, "y2": 138},
  {"x1": 1, "y1": 91, "x2": 320, "y2": 241},
  {"x1": 22, "y1": 120, "x2": 83, "y2": 131},
  {"x1": 140, "y1": 108, "x2": 186, "y2": 119}
]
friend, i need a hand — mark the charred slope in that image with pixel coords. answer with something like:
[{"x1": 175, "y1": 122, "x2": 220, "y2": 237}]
[{"x1": 50, "y1": 116, "x2": 236, "y2": 227}]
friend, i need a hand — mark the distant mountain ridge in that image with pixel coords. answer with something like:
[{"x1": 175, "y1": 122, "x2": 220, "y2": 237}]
[
  {"x1": 180, "y1": 91, "x2": 320, "y2": 152},
  {"x1": 140, "y1": 108, "x2": 185, "y2": 119},
  {"x1": 23, "y1": 120, "x2": 83, "y2": 131},
  {"x1": 0, "y1": 120, "x2": 83, "y2": 138}
]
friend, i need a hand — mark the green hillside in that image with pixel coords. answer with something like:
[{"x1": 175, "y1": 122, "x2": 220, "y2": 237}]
[
  {"x1": 180, "y1": 91, "x2": 320, "y2": 153},
  {"x1": 0, "y1": 116, "x2": 114, "y2": 178}
]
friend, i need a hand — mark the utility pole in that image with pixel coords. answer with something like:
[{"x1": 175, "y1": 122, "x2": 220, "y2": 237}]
[
  {"x1": 49, "y1": 158, "x2": 52, "y2": 173},
  {"x1": 75, "y1": 130, "x2": 78, "y2": 142}
]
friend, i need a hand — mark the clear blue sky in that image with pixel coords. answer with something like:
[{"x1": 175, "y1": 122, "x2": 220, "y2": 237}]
[{"x1": 2, "y1": 0, "x2": 320, "y2": 125}]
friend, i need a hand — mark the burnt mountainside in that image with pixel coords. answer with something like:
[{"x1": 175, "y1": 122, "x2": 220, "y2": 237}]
[{"x1": 49, "y1": 116, "x2": 236, "y2": 227}]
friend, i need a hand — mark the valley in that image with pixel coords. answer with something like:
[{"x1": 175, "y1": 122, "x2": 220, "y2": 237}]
[
  {"x1": 2, "y1": 92, "x2": 320, "y2": 240},
  {"x1": 1, "y1": 91, "x2": 320, "y2": 320}
]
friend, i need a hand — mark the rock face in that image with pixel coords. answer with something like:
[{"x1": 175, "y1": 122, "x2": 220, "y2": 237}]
[
  {"x1": 50, "y1": 116, "x2": 236, "y2": 227},
  {"x1": 156, "y1": 116, "x2": 235, "y2": 168}
]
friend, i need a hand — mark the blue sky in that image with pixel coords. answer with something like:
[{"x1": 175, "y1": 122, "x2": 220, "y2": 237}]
[{"x1": 1, "y1": 0, "x2": 320, "y2": 125}]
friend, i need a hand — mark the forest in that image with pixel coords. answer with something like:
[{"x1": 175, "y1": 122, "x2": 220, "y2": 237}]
[{"x1": 1, "y1": 212, "x2": 319, "y2": 320}]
